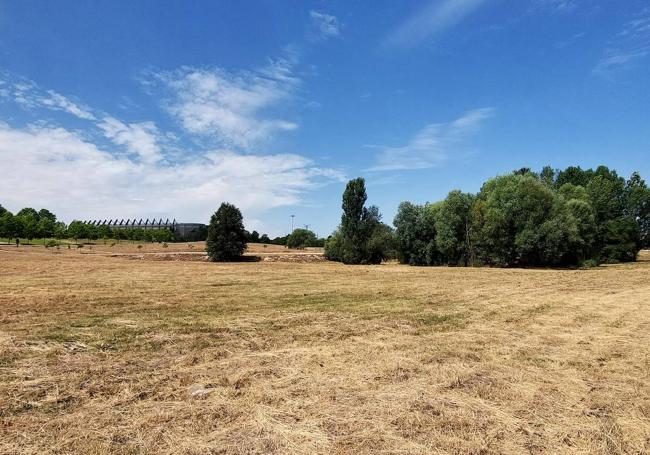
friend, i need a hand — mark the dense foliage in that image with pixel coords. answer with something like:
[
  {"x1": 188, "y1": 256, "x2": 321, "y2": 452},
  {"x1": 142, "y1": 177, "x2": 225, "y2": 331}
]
[
  {"x1": 286, "y1": 228, "x2": 318, "y2": 249},
  {"x1": 206, "y1": 203, "x2": 247, "y2": 261},
  {"x1": 325, "y1": 177, "x2": 395, "y2": 264},
  {"x1": 393, "y1": 166, "x2": 649, "y2": 267}
]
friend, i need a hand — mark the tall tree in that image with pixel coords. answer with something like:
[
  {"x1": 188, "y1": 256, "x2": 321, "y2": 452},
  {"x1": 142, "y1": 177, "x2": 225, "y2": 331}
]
[{"x1": 206, "y1": 203, "x2": 247, "y2": 261}]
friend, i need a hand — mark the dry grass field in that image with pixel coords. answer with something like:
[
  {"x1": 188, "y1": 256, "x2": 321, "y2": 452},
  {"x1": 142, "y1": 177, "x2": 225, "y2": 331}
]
[{"x1": 1, "y1": 244, "x2": 649, "y2": 454}]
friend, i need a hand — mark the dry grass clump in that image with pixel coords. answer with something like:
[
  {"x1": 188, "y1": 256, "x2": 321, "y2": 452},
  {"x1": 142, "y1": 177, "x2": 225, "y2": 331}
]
[{"x1": 0, "y1": 246, "x2": 649, "y2": 454}]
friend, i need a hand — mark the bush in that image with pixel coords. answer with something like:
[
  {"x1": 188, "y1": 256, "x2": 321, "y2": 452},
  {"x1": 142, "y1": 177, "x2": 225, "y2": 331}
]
[
  {"x1": 45, "y1": 239, "x2": 57, "y2": 248},
  {"x1": 206, "y1": 203, "x2": 247, "y2": 261},
  {"x1": 581, "y1": 259, "x2": 599, "y2": 268},
  {"x1": 286, "y1": 228, "x2": 317, "y2": 249}
]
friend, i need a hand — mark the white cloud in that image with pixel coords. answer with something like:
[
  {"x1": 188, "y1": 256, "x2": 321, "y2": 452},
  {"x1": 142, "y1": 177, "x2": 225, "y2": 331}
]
[
  {"x1": 154, "y1": 55, "x2": 300, "y2": 149},
  {"x1": 384, "y1": 0, "x2": 489, "y2": 49},
  {"x1": 594, "y1": 7, "x2": 650, "y2": 76},
  {"x1": 310, "y1": 11, "x2": 340, "y2": 39},
  {"x1": 0, "y1": 123, "x2": 344, "y2": 232},
  {"x1": 98, "y1": 117, "x2": 162, "y2": 164},
  {"x1": 367, "y1": 108, "x2": 495, "y2": 171}
]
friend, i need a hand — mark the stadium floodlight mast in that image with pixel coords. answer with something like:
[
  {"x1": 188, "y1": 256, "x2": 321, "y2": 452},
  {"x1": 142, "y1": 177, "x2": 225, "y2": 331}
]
[{"x1": 290, "y1": 214, "x2": 295, "y2": 232}]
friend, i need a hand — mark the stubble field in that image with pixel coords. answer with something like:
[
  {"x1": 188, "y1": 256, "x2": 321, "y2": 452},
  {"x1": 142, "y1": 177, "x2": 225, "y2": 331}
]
[{"x1": 1, "y1": 244, "x2": 649, "y2": 454}]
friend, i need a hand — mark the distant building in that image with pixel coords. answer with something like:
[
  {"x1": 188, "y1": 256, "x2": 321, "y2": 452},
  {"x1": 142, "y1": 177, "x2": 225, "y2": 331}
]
[{"x1": 82, "y1": 218, "x2": 207, "y2": 240}]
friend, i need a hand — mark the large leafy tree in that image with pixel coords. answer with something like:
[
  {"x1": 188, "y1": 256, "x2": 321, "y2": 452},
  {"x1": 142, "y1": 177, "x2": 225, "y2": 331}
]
[
  {"x1": 473, "y1": 174, "x2": 582, "y2": 267},
  {"x1": 206, "y1": 203, "x2": 247, "y2": 261}
]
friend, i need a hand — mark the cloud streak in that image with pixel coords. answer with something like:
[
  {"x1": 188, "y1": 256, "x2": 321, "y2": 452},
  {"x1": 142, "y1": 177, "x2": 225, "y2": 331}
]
[
  {"x1": 384, "y1": 0, "x2": 489, "y2": 49},
  {"x1": 367, "y1": 108, "x2": 495, "y2": 171},
  {"x1": 0, "y1": 75, "x2": 96, "y2": 120},
  {"x1": 594, "y1": 7, "x2": 650, "y2": 77}
]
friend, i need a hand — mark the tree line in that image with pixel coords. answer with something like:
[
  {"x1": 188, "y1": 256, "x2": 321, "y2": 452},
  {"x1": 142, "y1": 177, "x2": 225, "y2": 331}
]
[
  {"x1": 0, "y1": 208, "x2": 177, "y2": 244},
  {"x1": 0, "y1": 204, "x2": 324, "y2": 249},
  {"x1": 4, "y1": 164, "x2": 648, "y2": 267},
  {"x1": 323, "y1": 165, "x2": 649, "y2": 267}
]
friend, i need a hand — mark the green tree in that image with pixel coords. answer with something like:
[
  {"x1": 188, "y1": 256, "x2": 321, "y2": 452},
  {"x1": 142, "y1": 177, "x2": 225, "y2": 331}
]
[
  {"x1": 366, "y1": 222, "x2": 396, "y2": 264},
  {"x1": 330, "y1": 177, "x2": 385, "y2": 264},
  {"x1": 625, "y1": 172, "x2": 650, "y2": 248},
  {"x1": 393, "y1": 201, "x2": 441, "y2": 266},
  {"x1": 53, "y1": 222, "x2": 67, "y2": 241},
  {"x1": 206, "y1": 203, "x2": 247, "y2": 261},
  {"x1": 67, "y1": 221, "x2": 87, "y2": 242},
  {"x1": 540, "y1": 166, "x2": 556, "y2": 187},
  {"x1": 585, "y1": 167, "x2": 640, "y2": 262},
  {"x1": 37, "y1": 208, "x2": 56, "y2": 223},
  {"x1": 0, "y1": 211, "x2": 16, "y2": 243},
  {"x1": 21, "y1": 213, "x2": 39, "y2": 244},
  {"x1": 286, "y1": 228, "x2": 317, "y2": 249},
  {"x1": 435, "y1": 190, "x2": 475, "y2": 266},
  {"x1": 16, "y1": 207, "x2": 39, "y2": 220},
  {"x1": 556, "y1": 166, "x2": 592, "y2": 188},
  {"x1": 473, "y1": 174, "x2": 582, "y2": 267},
  {"x1": 37, "y1": 216, "x2": 55, "y2": 242}
]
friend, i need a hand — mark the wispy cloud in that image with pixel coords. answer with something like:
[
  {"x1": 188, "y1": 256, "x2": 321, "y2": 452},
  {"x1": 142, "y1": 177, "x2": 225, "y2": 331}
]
[
  {"x1": 531, "y1": 0, "x2": 579, "y2": 13},
  {"x1": 310, "y1": 11, "x2": 340, "y2": 40},
  {"x1": 367, "y1": 108, "x2": 495, "y2": 171},
  {"x1": 594, "y1": 7, "x2": 650, "y2": 77},
  {"x1": 0, "y1": 75, "x2": 95, "y2": 120},
  {"x1": 384, "y1": 0, "x2": 489, "y2": 49},
  {"x1": 152, "y1": 51, "x2": 300, "y2": 149}
]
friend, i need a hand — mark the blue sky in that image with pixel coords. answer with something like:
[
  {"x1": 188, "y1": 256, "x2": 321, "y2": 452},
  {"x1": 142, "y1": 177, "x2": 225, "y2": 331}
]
[{"x1": 1, "y1": 0, "x2": 648, "y2": 237}]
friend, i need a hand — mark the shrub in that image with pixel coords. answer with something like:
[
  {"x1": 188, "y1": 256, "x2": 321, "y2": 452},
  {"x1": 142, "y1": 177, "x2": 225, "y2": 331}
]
[
  {"x1": 45, "y1": 239, "x2": 57, "y2": 248},
  {"x1": 286, "y1": 228, "x2": 317, "y2": 249}
]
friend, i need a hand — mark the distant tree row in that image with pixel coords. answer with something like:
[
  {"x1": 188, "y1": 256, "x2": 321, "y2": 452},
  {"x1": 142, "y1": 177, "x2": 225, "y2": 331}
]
[
  {"x1": 325, "y1": 166, "x2": 649, "y2": 267},
  {"x1": 0, "y1": 208, "x2": 175, "y2": 244},
  {"x1": 0, "y1": 207, "x2": 65, "y2": 244}
]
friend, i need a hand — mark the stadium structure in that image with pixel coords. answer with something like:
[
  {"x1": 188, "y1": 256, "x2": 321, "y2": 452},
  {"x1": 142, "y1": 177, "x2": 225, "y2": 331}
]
[{"x1": 81, "y1": 218, "x2": 206, "y2": 240}]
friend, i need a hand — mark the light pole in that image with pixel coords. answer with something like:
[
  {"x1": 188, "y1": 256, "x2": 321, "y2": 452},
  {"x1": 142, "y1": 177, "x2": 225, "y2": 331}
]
[{"x1": 290, "y1": 214, "x2": 295, "y2": 233}]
